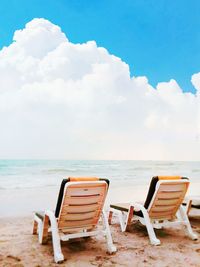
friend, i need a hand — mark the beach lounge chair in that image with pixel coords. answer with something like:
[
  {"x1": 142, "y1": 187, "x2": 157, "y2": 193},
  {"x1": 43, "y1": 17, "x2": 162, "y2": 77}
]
[
  {"x1": 32, "y1": 177, "x2": 116, "y2": 263},
  {"x1": 109, "y1": 176, "x2": 198, "y2": 245}
]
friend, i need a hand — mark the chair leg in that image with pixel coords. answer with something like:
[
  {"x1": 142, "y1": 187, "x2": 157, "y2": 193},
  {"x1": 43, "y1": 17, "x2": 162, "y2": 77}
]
[
  {"x1": 108, "y1": 211, "x2": 113, "y2": 225},
  {"x1": 41, "y1": 215, "x2": 49, "y2": 244},
  {"x1": 125, "y1": 206, "x2": 134, "y2": 231},
  {"x1": 33, "y1": 215, "x2": 44, "y2": 244},
  {"x1": 37, "y1": 220, "x2": 44, "y2": 244},
  {"x1": 51, "y1": 226, "x2": 64, "y2": 263},
  {"x1": 179, "y1": 206, "x2": 198, "y2": 240},
  {"x1": 102, "y1": 210, "x2": 117, "y2": 254},
  {"x1": 45, "y1": 210, "x2": 64, "y2": 263},
  {"x1": 32, "y1": 219, "x2": 38, "y2": 235},
  {"x1": 109, "y1": 208, "x2": 129, "y2": 232},
  {"x1": 140, "y1": 207, "x2": 161, "y2": 246},
  {"x1": 186, "y1": 200, "x2": 192, "y2": 215}
]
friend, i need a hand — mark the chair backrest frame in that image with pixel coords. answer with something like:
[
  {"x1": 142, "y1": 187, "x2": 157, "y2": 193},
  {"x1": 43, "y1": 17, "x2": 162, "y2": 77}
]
[
  {"x1": 56, "y1": 180, "x2": 109, "y2": 231},
  {"x1": 143, "y1": 176, "x2": 188, "y2": 209},
  {"x1": 55, "y1": 178, "x2": 109, "y2": 218},
  {"x1": 147, "y1": 179, "x2": 189, "y2": 220}
]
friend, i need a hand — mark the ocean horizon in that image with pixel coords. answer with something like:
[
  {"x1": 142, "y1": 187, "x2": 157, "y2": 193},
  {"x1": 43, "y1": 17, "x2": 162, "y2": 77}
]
[{"x1": 0, "y1": 159, "x2": 200, "y2": 190}]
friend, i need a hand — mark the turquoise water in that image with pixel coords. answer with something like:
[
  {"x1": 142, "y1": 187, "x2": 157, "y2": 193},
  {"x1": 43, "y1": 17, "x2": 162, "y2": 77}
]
[{"x1": 0, "y1": 160, "x2": 200, "y2": 190}]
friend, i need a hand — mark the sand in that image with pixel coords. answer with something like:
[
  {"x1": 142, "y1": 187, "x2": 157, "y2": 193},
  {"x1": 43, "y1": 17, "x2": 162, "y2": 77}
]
[
  {"x1": 0, "y1": 183, "x2": 200, "y2": 266},
  {"x1": 0, "y1": 212, "x2": 199, "y2": 267}
]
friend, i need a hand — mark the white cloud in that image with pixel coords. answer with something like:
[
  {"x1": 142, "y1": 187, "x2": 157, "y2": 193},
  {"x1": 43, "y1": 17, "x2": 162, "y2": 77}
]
[{"x1": 0, "y1": 18, "x2": 199, "y2": 160}]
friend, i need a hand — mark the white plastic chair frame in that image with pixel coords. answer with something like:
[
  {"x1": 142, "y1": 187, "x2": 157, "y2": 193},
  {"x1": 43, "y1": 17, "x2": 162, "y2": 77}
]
[
  {"x1": 109, "y1": 179, "x2": 198, "y2": 245},
  {"x1": 33, "y1": 181, "x2": 116, "y2": 263}
]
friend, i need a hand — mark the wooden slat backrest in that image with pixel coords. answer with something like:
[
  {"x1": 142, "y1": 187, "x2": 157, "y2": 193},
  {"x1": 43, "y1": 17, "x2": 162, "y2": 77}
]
[
  {"x1": 57, "y1": 181, "x2": 108, "y2": 231},
  {"x1": 148, "y1": 180, "x2": 189, "y2": 220}
]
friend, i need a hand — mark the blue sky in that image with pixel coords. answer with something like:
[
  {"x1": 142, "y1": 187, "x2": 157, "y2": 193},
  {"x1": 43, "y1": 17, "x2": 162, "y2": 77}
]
[{"x1": 0, "y1": 0, "x2": 199, "y2": 93}]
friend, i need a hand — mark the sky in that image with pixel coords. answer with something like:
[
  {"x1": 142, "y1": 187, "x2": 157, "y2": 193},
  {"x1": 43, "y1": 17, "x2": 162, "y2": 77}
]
[
  {"x1": 0, "y1": 1, "x2": 200, "y2": 160},
  {"x1": 0, "y1": 0, "x2": 200, "y2": 93}
]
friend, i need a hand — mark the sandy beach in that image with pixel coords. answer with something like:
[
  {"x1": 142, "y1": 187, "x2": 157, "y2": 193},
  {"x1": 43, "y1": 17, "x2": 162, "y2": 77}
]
[
  {"x1": 0, "y1": 182, "x2": 200, "y2": 266},
  {"x1": 0, "y1": 212, "x2": 199, "y2": 267}
]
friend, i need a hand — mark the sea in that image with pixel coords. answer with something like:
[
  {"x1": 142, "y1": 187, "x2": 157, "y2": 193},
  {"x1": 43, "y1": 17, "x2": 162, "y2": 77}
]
[
  {"x1": 0, "y1": 159, "x2": 200, "y2": 190},
  {"x1": 0, "y1": 160, "x2": 199, "y2": 217}
]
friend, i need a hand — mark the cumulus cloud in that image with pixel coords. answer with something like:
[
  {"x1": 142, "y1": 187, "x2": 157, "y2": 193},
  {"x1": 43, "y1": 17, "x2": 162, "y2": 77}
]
[{"x1": 0, "y1": 18, "x2": 199, "y2": 160}]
